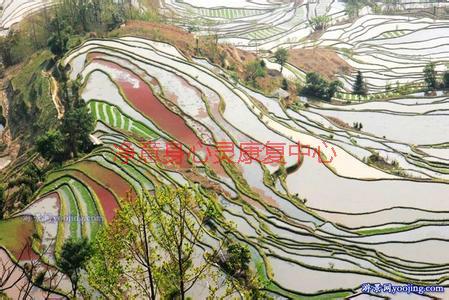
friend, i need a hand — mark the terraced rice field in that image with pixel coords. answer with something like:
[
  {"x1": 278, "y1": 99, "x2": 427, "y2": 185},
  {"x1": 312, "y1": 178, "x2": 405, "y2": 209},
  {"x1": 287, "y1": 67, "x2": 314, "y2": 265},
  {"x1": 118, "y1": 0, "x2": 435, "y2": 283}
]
[
  {"x1": 3, "y1": 1, "x2": 449, "y2": 298},
  {"x1": 160, "y1": 0, "x2": 449, "y2": 51},
  {"x1": 160, "y1": 0, "x2": 347, "y2": 50},
  {"x1": 4, "y1": 35, "x2": 439, "y2": 297},
  {"x1": 313, "y1": 14, "x2": 449, "y2": 93},
  {"x1": 0, "y1": 0, "x2": 54, "y2": 34}
]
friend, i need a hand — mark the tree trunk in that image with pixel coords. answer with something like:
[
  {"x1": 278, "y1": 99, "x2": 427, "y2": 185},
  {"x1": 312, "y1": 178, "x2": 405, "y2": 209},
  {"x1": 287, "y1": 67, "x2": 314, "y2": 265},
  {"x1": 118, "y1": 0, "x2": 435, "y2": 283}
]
[
  {"x1": 141, "y1": 208, "x2": 156, "y2": 300},
  {"x1": 178, "y1": 196, "x2": 185, "y2": 300},
  {"x1": 178, "y1": 246, "x2": 185, "y2": 300},
  {"x1": 72, "y1": 272, "x2": 78, "y2": 298}
]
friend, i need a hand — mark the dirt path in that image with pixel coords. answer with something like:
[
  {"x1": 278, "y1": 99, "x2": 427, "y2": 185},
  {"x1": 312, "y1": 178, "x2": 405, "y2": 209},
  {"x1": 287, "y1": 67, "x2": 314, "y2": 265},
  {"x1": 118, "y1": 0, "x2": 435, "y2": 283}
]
[
  {"x1": 0, "y1": 83, "x2": 12, "y2": 171},
  {"x1": 42, "y1": 71, "x2": 64, "y2": 119}
]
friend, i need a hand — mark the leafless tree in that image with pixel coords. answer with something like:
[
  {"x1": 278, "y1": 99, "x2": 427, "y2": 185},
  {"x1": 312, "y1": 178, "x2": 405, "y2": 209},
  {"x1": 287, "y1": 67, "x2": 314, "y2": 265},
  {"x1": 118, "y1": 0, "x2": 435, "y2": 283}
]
[{"x1": 0, "y1": 239, "x2": 67, "y2": 299}]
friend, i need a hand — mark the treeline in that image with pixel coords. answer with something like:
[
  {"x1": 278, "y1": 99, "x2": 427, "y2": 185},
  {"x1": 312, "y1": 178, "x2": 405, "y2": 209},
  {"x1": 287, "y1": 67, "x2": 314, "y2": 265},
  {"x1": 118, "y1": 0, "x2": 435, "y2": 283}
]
[
  {"x1": 70, "y1": 187, "x2": 266, "y2": 299},
  {"x1": 0, "y1": 0, "x2": 149, "y2": 68},
  {"x1": 0, "y1": 0, "x2": 141, "y2": 215},
  {"x1": 1, "y1": 0, "x2": 158, "y2": 155}
]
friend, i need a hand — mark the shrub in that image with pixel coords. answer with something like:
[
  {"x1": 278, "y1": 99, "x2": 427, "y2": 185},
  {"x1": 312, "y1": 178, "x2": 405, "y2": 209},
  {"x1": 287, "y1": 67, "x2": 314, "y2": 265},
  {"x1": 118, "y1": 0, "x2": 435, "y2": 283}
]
[
  {"x1": 217, "y1": 242, "x2": 251, "y2": 280},
  {"x1": 424, "y1": 62, "x2": 437, "y2": 90},
  {"x1": 443, "y1": 71, "x2": 449, "y2": 89},
  {"x1": 274, "y1": 48, "x2": 288, "y2": 72},
  {"x1": 309, "y1": 16, "x2": 331, "y2": 31},
  {"x1": 244, "y1": 59, "x2": 266, "y2": 86},
  {"x1": 281, "y1": 78, "x2": 289, "y2": 90},
  {"x1": 301, "y1": 72, "x2": 342, "y2": 101}
]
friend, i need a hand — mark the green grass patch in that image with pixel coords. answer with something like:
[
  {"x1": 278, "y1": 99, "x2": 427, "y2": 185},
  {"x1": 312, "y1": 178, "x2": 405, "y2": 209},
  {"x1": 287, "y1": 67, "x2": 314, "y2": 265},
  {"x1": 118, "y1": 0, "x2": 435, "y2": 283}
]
[
  {"x1": 0, "y1": 217, "x2": 36, "y2": 258},
  {"x1": 58, "y1": 185, "x2": 81, "y2": 238},
  {"x1": 11, "y1": 51, "x2": 52, "y2": 92},
  {"x1": 9, "y1": 50, "x2": 58, "y2": 143},
  {"x1": 70, "y1": 179, "x2": 102, "y2": 238},
  {"x1": 357, "y1": 223, "x2": 422, "y2": 235},
  {"x1": 88, "y1": 100, "x2": 156, "y2": 139}
]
